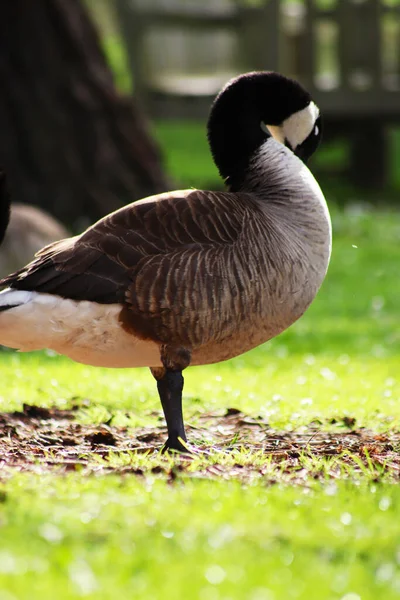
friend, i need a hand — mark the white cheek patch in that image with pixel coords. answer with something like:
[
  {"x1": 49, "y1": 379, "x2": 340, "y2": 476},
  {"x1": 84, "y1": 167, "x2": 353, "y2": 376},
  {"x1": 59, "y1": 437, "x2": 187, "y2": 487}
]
[{"x1": 281, "y1": 101, "x2": 320, "y2": 150}]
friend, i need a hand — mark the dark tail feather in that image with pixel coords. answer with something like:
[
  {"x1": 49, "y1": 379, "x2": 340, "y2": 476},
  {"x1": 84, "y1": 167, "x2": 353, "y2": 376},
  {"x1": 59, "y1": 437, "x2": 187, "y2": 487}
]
[
  {"x1": 0, "y1": 305, "x2": 18, "y2": 312},
  {"x1": 0, "y1": 171, "x2": 11, "y2": 246}
]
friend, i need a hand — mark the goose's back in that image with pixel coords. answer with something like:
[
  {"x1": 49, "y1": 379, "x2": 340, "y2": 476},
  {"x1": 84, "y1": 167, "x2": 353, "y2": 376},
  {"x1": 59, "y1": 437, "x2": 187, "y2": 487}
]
[{"x1": 0, "y1": 187, "x2": 330, "y2": 366}]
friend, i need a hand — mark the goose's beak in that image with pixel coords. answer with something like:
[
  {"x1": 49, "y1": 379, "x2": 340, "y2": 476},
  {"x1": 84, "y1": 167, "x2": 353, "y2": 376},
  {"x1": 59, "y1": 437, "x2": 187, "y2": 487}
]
[{"x1": 266, "y1": 124, "x2": 285, "y2": 145}]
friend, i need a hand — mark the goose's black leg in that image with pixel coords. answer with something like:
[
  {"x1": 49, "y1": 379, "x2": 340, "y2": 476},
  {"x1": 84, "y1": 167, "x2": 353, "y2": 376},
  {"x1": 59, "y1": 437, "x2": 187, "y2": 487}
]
[
  {"x1": 154, "y1": 369, "x2": 189, "y2": 453},
  {"x1": 151, "y1": 345, "x2": 192, "y2": 453}
]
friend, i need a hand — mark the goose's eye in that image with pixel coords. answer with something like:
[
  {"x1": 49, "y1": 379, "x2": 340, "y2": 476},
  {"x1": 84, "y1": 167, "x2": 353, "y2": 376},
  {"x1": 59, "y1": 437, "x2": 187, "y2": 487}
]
[
  {"x1": 260, "y1": 121, "x2": 270, "y2": 135},
  {"x1": 315, "y1": 125, "x2": 319, "y2": 136}
]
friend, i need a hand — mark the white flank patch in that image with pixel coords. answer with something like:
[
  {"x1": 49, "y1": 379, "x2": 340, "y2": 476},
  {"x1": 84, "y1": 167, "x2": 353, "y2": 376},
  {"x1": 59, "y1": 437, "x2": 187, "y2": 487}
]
[
  {"x1": 281, "y1": 101, "x2": 320, "y2": 150},
  {"x1": 0, "y1": 290, "x2": 162, "y2": 368},
  {"x1": 0, "y1": 288, "x2": 34, "y2": 307}
]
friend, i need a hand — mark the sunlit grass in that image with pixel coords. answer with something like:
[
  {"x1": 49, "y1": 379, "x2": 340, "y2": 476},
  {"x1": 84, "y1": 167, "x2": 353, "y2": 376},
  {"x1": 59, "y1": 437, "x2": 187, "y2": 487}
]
[
  {"x1": 0, "y1": 183, "x2": 399, "y2": 599},
  {"x1": 1, "y1": 349, "x2": 398, "y2": 435},
  {"x1": 1, "y1": 476, "x2": 400, "y2": 599}
]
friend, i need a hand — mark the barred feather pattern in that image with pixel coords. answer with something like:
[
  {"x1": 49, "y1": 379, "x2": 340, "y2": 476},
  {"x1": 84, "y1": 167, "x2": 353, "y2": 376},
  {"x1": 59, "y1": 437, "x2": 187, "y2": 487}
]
[{"x1": 0, "y1": 139, "x2": 331, "y2": 367}]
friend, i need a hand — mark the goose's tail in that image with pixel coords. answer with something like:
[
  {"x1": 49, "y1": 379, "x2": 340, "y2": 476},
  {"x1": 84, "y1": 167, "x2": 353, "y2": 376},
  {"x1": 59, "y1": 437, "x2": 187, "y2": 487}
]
[{"x1": 0, "y1": 171, "x2": 11, "y2": 246}]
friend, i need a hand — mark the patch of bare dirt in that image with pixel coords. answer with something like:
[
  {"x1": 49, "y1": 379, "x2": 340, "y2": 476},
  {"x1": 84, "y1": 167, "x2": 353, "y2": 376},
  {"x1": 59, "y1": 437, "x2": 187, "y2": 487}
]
[{"x1": 0, "y1": 405, "x2": 399, "y2": 482}]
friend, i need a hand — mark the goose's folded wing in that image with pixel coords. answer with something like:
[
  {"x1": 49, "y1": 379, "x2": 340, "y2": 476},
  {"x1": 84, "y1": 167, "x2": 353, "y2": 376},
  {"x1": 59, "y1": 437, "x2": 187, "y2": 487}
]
[{"x1": 0, "y1": 190, "x2": 248, "y2": 308}]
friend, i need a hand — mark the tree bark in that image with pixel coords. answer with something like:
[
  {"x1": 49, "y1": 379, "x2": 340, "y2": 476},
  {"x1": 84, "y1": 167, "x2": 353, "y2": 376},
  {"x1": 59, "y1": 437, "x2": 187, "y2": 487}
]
[{"x1": 0, "y1": 0, "x2": 168, "y2": 229}]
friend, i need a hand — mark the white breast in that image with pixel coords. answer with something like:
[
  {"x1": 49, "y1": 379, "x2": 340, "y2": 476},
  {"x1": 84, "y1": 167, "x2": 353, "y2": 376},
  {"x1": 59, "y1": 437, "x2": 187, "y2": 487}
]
[{"x1": 0, "y1": 289, "x2": 162, "y2": 368}]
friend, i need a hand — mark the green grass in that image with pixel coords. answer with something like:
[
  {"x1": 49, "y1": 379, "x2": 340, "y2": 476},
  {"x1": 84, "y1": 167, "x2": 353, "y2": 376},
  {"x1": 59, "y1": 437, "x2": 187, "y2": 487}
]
[
  {"x1": 0, "y1": 204, "x2": 399, "y2": 598},
  {"x1": 153, "y1": 119, "x2": 400, "y2": 201},
  {"x1": 2, "y1": 477, "x2": 400, "y2": 600},
  {"x1": 4, "y1": 29, "x2": 400, "y2": 596},
  {"x1": 153, "y1": 120, "x2": 220, "y2": 191}
]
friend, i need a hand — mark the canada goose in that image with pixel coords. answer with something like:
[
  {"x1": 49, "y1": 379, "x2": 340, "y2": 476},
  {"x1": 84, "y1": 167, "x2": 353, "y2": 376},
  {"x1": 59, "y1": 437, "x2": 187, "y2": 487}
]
[
  {"x1": 0, "y1": 204, "x2": 69, "y2": 278},
  {"x1": 0, "y1": 72, "x2": 331, "y2": 452}
]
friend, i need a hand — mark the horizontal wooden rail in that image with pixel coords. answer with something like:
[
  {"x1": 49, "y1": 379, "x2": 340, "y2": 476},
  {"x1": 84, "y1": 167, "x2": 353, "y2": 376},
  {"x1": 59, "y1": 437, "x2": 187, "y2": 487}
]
[{"x1": 130, "y1": 4, "x2": 245, "y2": 27}]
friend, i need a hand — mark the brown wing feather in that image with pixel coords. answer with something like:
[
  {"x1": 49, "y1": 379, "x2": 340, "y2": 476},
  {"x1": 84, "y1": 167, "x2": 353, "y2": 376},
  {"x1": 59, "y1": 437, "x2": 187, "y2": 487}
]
[{"x1": 0, "y1": 191, "x2": 248, "y2": 315}]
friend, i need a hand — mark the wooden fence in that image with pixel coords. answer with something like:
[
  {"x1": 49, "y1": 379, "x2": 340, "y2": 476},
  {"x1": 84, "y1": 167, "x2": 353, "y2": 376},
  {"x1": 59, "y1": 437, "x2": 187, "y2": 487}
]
[
  {"x1": 115, "y1": 0, "x2": 279, "y2": 119},
  {"x1": 115, "y1": 0, "x2": 400, "y2": 187}
]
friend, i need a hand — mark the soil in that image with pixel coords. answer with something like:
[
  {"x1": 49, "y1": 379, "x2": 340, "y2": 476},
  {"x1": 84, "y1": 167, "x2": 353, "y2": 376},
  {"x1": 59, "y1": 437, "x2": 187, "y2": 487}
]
[{"x1": 0, "y1": 404, "x2": 399, "y2": 482}]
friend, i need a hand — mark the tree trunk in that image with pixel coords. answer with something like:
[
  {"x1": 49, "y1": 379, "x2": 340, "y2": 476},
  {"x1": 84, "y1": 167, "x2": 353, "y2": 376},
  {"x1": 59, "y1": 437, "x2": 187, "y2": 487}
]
[{"x1": 0, "y1": 0, "x2": 168, "y2": 229}]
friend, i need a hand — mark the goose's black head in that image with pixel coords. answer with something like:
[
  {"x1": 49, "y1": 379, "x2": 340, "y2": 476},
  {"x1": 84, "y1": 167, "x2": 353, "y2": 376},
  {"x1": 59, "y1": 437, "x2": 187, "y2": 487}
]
[{"x1": 207, "y1": 71, "x2": 321, "y2": 189}]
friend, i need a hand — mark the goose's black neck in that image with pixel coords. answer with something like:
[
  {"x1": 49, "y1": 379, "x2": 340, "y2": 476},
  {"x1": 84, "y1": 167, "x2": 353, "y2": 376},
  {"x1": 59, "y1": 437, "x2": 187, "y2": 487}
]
[{"x1": 207, "y1": 72, "x2": 312, "y2": 190}]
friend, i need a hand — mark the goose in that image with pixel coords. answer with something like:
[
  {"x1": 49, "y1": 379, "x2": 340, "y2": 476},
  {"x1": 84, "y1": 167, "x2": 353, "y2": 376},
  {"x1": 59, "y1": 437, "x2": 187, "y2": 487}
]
[{"x1": 0, "y1": 72, "x2": 331, "y2": 452}]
